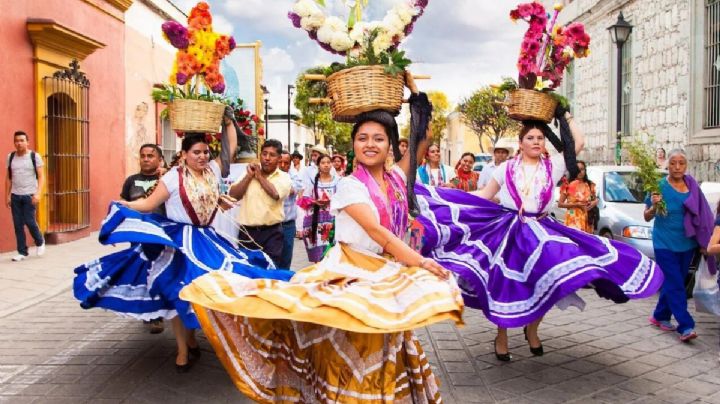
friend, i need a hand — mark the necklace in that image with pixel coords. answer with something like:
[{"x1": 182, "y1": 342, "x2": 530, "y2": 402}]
[{"x1": 520, "y1": 161, "x2": 541, "y2": 197}]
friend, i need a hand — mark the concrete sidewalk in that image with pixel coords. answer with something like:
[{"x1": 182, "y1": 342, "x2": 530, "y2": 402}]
[
  {"x1": 1, "y1": 237, "x2": 719, "y2": 403},
  {"x1": 0, "y1": 235, "x2": 119, "y2": 318}
]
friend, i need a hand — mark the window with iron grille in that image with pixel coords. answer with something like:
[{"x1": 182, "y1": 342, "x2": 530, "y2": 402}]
[
  {"x1": 705, "y1": 0, "x2": 720, "y2": 128},
  {"x1": 42, "y1": 60, "x2": 90, "y2": 233},
  {"x1": 621, "y1": 36, "x2": 632, "y2": 135}
]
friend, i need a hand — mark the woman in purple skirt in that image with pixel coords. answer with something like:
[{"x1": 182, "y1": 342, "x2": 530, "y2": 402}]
[{"x1": 413, "y1": 106, "x2": 663, "y2": 361}]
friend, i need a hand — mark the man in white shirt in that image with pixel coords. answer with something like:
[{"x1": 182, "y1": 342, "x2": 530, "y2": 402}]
[
  {"x1": 279, "y1": 150, "x2": 303, "y2": 269},
  {"x1": 478, "y1": 143, "x2": 513, "y2": 189},
  {"x1": 5, "y1": 131, "x2": 45, "y2": 261}
]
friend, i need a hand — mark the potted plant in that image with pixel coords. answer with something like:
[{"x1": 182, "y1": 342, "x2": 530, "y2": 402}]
[
  {"x1": 499, "y1": 2, "x2": 591, "y2": 122},
  {"x1": 626, "y1": 134, "x2": 667, "y2": 216},
  {"x1": 288, "y1": 0, "x2": 429, "y2": 122},
  {"x1": 155, "y1": 2, "x2": 236, "y2": 133}
]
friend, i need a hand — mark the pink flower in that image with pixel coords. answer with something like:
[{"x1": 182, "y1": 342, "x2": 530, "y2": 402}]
[{"x1": 565, "y1": 22, "x2": 586, "y2": 37}]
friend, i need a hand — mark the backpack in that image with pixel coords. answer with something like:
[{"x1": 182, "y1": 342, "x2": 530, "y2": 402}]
[{"x1": 8, "y1": 151, "x2": 38, "y2": 180}]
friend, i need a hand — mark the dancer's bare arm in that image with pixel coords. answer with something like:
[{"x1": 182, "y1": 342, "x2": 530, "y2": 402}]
[
  {"x1": 343, "y1": 203, "x2": 449, "y2": 280},
  {"x1": 121, "y1": 182, "x2": 170, "y2": 213}
]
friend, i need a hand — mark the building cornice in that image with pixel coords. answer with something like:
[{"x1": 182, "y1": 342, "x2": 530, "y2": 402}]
[
  {"x1": 27, "y1": 19, "x2": 106, "y2": 61},
  {"x1": 105, "y1": 0, "x2": 134, "y2": 12}
]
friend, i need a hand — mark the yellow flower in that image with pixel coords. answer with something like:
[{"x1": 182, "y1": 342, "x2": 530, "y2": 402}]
[{"x1": 554, "y1": 3, "x2": 564, "y2": 11}]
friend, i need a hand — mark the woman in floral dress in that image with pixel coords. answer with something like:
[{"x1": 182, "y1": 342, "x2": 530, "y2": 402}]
[
  {"x1": 558, "y1": 160, "x2": 598, "y2": 233},
  {"x1": 298, "y1": 154, "x2": 340, "y2": 262}
]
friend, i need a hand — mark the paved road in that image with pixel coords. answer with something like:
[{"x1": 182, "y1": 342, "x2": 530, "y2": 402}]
[{"x1": 0, "y1": 237, "x2": 719, "y2": 403}]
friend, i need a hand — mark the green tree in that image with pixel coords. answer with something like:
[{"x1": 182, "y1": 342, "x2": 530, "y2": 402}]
[
  {"x1": 401, "y1": 90, "x2": 450, "y2": 144},
  {"x1": 458, "y1": 86, "x2": 520, "y2": 152},
  {"x1": 294, "y1": 67, "x2": 353, "y2": 153}
]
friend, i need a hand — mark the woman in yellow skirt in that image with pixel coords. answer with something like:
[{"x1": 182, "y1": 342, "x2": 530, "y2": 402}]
[{"x1": 180, "y1": 90, "x2": 463, "y2": 403}]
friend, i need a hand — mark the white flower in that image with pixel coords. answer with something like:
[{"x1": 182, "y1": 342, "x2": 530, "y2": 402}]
[
  {"x1": 382, "y1": 13, "x2": 405, "y2": 35},
  {"x1": 372, "y1": 30, "x2": 394, "y2": 54},
  {"x1": 392, "y1": 2, "x2": 418, "y2": 25},
  {"x1": 301, "y1": 12, "x2": 325, "y2": 31},
  {"x1": 317, "y1": 16, "x2": 345, "y2": 44},
  {"x1": 349, "y1": 22, "x2": 370, "y2": 43},
  {"x1": 330, "y1": 32, "x2": 354, "y2": 52},
  {"x1": 348, "y1": 47, "x2": 361, "y2": 58},
  {"x1": 292, "y1": 0, "x2": 318, "y2": 18}
]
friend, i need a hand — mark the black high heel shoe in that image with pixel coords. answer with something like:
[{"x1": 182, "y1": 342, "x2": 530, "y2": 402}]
[
  {"x1": 523, "y1": 326, "x2": 544, "y2": 356},
  {"x1": 188, "y1": 344, "x2": 201, "y2": 359},
  {"x1": 494, "y1": 337, "x2": 511, "y2": 362},
  {"x1": 175, "y1": 351, "x2": 195, "y2": 373},
  {"x1": 175, "y1": 357, "x2": 194, "y2": 373}
]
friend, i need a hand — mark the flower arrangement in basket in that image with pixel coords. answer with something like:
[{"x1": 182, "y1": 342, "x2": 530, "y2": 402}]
[
  {"x1": 499, "y1": 2, "x2": 591, "y2": 122},
  {"x1": 289, "y1": 0, "x2": 429, "y2": 122},
  {"x1": 154, "y1": 2, "x2": 236, "y2": 133}
]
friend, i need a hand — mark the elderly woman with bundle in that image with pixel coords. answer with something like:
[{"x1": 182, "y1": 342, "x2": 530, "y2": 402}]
[{"x1": 644, "y1": 149, "x2": 716, "y2": 342}]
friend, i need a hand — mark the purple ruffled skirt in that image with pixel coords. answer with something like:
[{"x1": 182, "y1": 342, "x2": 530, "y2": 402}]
[{"x1": 413, "y1": 185, "x2": 664, "y2": 328}]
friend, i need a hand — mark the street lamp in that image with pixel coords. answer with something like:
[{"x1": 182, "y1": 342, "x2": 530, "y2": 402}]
[
  {"x1": 287, "y1": 84, "x2": 295, "y2": 152},
  {"x1": 261, "y1": 85, "x2": 270, "y2": 138},
  {"x1": 608, "y1": 12, "x2": 633, "y2": 165}
]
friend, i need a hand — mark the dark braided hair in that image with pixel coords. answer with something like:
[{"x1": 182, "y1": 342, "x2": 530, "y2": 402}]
[{"x1": 310, "y1": 154, "x2": 333, "y2": 244}]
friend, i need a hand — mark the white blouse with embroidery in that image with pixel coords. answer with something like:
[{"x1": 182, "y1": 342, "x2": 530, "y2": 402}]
[
  {"x1": 160, "y1": 160, "x2": 221, "y2": 224},
  {"x1": 330, "y1": 166, "x2": 407, "y2": 255},
  {"x1": 491, "y1": 153, "x2": 566, "y2": 213}
]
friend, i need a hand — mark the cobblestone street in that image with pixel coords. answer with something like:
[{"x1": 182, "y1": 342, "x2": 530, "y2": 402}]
[{"x1": 0, "y1": 236, "x2": 719, "y2": 403}]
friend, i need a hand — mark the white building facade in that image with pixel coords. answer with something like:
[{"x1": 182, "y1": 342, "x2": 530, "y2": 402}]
[
  {"x1": 265, "y1": 116, "x2": 317, "y2": 156},
  {"x1": 547, "y1": 0, "x2": 720, "y2": 181}
]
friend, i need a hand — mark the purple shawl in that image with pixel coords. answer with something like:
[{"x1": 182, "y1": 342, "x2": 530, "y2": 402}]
[{"x1": 683, "y1": 175, "x2": 717, "y2": 274}]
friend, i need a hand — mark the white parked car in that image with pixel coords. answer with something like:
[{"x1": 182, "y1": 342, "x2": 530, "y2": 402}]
[{"x1": 550, "y1": 167, "x2": 719, "y2": 259}]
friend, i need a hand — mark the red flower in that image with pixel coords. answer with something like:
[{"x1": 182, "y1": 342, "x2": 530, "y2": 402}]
[
  {"x1": 252, "y1": 115, "x2": 259, "y2": 123},
  {"x1": 258, "y1": 127, "x2": 265, "y2": 136},
  {"x1": 565, "y1": 22, "x2": 585, "y2": 38},
  {"x1": 243, "y1": 128, "x2": 252, "y2": 136}
]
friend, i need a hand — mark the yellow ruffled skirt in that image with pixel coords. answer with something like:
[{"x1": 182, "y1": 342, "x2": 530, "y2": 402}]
[{"x1": 181, "y1": 243, "x2": 464, "y2": 403}]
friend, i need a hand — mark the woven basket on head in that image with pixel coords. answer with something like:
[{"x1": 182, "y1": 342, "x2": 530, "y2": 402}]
[
  {"x1": 169, "y1": 99, "x2": 226, "y2": 133},
  {"x1": 506, "y1": 89, "x2": 558, "y2": 123},
  {"x1": 326, "y1": 65, "x2": 405, "y2": 122}
]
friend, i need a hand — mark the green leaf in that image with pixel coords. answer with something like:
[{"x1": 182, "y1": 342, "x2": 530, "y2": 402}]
[{"x1": 314, "y1": 0, "x2": 325, "y2": 6}]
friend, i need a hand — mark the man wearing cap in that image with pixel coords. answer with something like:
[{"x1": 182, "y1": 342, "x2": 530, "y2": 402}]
[{"x1": 478, "y1": 141, "x2": 513, "y2": 189}]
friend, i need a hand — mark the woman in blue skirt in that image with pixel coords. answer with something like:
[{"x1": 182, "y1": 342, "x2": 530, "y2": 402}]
[{"x1": 74, "y1": 119, "x2": 293, "y2": 372}]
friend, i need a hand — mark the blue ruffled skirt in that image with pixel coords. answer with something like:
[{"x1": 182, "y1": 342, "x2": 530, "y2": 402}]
[{"x1": 73, "y1": 203, "x2": 294, "y2": 329}]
